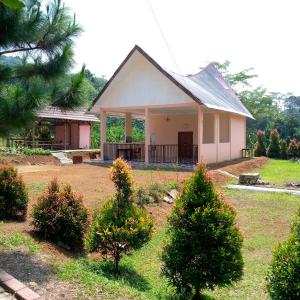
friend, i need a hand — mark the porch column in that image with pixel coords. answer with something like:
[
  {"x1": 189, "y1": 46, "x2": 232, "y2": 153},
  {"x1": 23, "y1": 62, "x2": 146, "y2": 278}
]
[
  {"x1": 214, "y1": 112, "x2": 220, "y2": 163},
  {"x1": 100, "y1": 110, "x2": 106, "y2": 160},
  {"x1": 125, "y1": 113, "x2": 132, "y2": 142},
  {"x1": 145, "y1": 107, "x2": 150, "y2": 164},
  {"x1": 32, "y1": 123, "x2": 36, "y2": 148},
  {"x1": 197, "y1": 105, "x2": 203, "y2": 163},
  {"x1": 64, "y1": 121, "x2": 67, "y2": 150}
]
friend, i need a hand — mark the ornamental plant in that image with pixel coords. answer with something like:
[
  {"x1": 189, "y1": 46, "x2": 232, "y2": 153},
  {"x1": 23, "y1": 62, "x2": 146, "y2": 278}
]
[
  {"x1": 287, "y1": 139, "x2": 298, "y2": 159},
  {"x1": 161, "y1": 163, "x2": 244, "y2": 299},
  {"x1": 0, "y1": 165, "x2": 28, "y2": 220},
  {"x1": 254, "y1": 130, "x2": 266, "y2": 157},
  {"x1": 279, "y1": 140, "x2": 288, "y2": 160},
  {"x1": 267, "y1": 129, "x2": 281, "y2": 158},
  {"x1": 32, "y1": 178, "x2": 89, "y2": 250},
  {"x1": 267, "y1": 207, "x2": 300, "y2": 299},
  {"x1": 86, "y1": 158, "x2": 154, "y2": 274}
]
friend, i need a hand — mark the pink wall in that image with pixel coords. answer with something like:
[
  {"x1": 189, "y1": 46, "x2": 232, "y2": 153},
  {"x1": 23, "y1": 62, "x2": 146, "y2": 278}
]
[
  {"x1": 149, "y1": 114, "x2": 198, "y2": 144},
  {"x1": 230, "y1": 115, "x2": 246, "y2": 159},
  {"x1": 79, "y1": 124, "x2": 90, "y2": 149},
  {"x1": 147, "y1": 111, "x2": 246, "y2": 164}
]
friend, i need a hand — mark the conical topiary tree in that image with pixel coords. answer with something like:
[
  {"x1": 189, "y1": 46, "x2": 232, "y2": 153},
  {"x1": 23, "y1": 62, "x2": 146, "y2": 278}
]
[
  {"x1": 267, "y1": 207, "x2": 300, "y2": 299},
  {"x1": 161, "y1": 163, "x2": 244, "y2": 299},
  {"x1": 86, "y1": 158, "x2": 154, "y2": 274},
  {"x1": 254, "y1": 130, "x2": 266, "y2": 157},
  {"x1": 267, "y1": 129, "x2": 281, "y2": 158},
  {"x1": 287, "y1": 139, "x2": 298, "y2": 159},
  {"x1": 279, "y1": 140, "x2": 288, "y2": 160}
]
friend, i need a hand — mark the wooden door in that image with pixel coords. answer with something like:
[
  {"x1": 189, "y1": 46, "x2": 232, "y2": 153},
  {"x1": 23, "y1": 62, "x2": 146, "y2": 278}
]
[{"x1": 178, "y1": 132, "x2": 193, "y2": 163}]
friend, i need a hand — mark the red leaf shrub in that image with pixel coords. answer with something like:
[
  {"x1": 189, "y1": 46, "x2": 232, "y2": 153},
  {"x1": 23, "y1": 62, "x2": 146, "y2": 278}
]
[{"x1": 32, "y1": 178, "x2": 89, "y2": 250}]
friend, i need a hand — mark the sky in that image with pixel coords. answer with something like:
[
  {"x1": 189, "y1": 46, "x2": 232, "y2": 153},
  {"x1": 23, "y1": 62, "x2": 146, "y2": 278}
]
[{"x1": 64, "y1": 0, "x2": 300, "y2": 95}]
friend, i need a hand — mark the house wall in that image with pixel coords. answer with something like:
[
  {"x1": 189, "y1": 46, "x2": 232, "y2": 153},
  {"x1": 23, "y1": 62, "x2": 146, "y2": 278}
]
[
  {"x1": 149, "y1": 113, "x2": 198, "y2": 144},
  {"x1": 230, "y1": 114, "x2": 246, "y2": 159},
  {"x1": 55, "y1": 124, "x2": 70, "y2": 145},
  {"x1": 147, "y1": 111, "x2": 246, "y2": 164},
  {"x1": 79, "y1": 124, "x2": 90, "y2": 149}
]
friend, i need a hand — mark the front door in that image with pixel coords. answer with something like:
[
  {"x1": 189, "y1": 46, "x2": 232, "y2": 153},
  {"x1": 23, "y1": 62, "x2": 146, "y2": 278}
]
[{"x1": 178, "y1": 132, "x2": 193, "y2": 163}]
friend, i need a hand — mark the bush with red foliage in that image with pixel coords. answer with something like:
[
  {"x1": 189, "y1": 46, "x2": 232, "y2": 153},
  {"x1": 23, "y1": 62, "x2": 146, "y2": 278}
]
[
  {"x1": 287, "y1": 139, "x2": 298, "y2": 159},
  {"x1": 32, "y1": 178, "x2": 89, "y2": 250}
]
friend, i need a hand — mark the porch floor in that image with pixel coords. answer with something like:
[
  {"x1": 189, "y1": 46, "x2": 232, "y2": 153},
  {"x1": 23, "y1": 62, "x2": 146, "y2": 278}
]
[{"x1": 87, "y1": 159, "x2": 196, "y2": 170}]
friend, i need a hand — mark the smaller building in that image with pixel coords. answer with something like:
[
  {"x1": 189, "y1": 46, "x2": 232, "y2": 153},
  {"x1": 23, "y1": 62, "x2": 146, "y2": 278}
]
[{"x1": 11, "y1": 107, "x2": 100, "y2": 150}]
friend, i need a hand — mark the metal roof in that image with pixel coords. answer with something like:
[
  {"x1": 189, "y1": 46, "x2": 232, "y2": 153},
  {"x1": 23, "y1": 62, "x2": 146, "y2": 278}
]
[
  {"x1": 167, "y1": 64, "x2": 254, "y2": 118},
  {"x1": 36, "y1": 107, "x2": 100, "y2": 122},
  {"x1": 91, "y1": 45, "x2": 254, "y2": 119}
]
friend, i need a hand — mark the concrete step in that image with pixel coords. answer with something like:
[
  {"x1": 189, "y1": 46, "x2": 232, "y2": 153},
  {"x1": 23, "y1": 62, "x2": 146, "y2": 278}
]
[{"x1": 51, "y1": 152, "x2": 73, "y2": 165}]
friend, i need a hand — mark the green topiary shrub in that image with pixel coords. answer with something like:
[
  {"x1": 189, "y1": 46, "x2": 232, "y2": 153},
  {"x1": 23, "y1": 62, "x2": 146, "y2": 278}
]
[
  {"x1": 267, "y1": 207, "x2": 300, "y2": 299},
  {"x1": 287, "y1": 139, "x2": 298, "y2": 159},
  {"x1": 86, "y1": 158, "x2": 154, "y2": 274},
  {"x1": 0, "y1": 165, "x2": 28, "y2": 220},
  {"x1": 279, "y1": 140, "x2": 288, "y2": 160},
  {"x1": 267, "y1": 129, "x2": 281, "y2": 158},
  {"x1": 161, "y1": 163, "x2": 244, "y2": 299},
  {"x1": 32, "y1": 178, "x2": 89, "y2": 250},
  {"x1": 254, "y1": 130, "x2": 266, "y2": 157}
]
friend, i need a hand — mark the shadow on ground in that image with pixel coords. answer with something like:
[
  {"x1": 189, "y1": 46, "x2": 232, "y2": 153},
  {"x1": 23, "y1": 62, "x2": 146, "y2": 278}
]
[
  {"x1": 83, "y1": 259, "x2": 150, "y2": 292},
  {"x1": 0, "y1": 249, "x2": 52, "y2": 285}
]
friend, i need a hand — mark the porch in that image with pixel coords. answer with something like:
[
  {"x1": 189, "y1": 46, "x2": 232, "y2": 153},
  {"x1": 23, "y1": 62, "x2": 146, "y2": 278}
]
[{"x1": 99, "y1": 102, "x2": 246, "y2": 165}]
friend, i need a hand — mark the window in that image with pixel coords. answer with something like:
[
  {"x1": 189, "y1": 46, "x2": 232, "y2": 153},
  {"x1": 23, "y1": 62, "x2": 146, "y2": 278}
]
[
  {"x1": 219, "y1": 113, "x2": 230, "y2": 143},
  {"x1": 203, "y1": 113, "x2": 214, "y2": 144}
]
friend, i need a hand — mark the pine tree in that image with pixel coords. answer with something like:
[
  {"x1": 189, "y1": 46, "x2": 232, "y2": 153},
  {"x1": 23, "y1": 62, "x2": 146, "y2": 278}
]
[
  {"x1": 0, "y1": 0, "x2": 85, "y2": 135},
  {"x1": 254, "y1": 130, "x2": 266, "y2": 156},
  {"x1": 161, "y1": 163, "x2": 244, "y2": 299},
  {"x1": 267, "y1": 129, "x2": 281, "y2": 158}
]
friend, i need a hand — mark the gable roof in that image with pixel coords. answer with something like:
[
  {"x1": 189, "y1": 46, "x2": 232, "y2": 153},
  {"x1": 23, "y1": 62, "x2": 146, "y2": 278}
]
[
  {"x1": 36, "y1": 106, "x2": 100, "y2": 123},
  {"x1": 91, "y1": 45, "x2": 253, "y2": 119}
]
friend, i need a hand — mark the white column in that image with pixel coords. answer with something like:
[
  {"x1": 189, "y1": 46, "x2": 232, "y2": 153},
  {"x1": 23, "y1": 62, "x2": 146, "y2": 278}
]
[
  {"x1": 145, "y1": 107, "x2": 150, "y2": 164},
  {"x1": 197, "y1": 105, "x2": 203, "y2": 163},
  {"x1": 125, "y1": 113, "x2": 132, "y2": 142},
  {"x1": 214, "y1": 111, "x2": 220, "y2": 163},
  {"x1": 100, "y1": 110, "x2": 106, "y2": 160}
]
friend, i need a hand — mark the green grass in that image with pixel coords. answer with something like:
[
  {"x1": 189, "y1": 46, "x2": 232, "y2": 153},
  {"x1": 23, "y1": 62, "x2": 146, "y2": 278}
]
[
  {"x1": 57, "y1": 188, "x2": 300, "y2": 299},
  {"x1": 256, "y1": 159, "x2": 300, "y2": 186},
  {"x1": 27, "y1": 182, "x2": 48, "y2": 193},
  {"x1": 0, "y1": 232, "x2": 40, "y2": 253}
]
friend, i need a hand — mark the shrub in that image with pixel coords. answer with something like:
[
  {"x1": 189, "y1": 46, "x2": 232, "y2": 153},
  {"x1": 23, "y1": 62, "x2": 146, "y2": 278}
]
[
  {"x1": 32, "y1": 178, "x2": 89, "y2": 250},
  {"x1": 22, "y1": 147, "x2": 51, "y2": 156},
  {"x1": 254, "y1": 130, "x2": 266, "y2": 157},
  {"x1": 0, "y1": 165, "x2": 28, "y2": 220},
  {"x1": 161, "y1": 163, "x2": 244, "y2": 299},
  {"x1": 267, "y1": 207, "x2": 300, "y2": 299},
  {"x1": 279, "y1": 140, "x2": 288, "y2": 160},
  {"x1": 287, "y1": 139, "x2": 298, "y2": 159},
  {"x1": 86, "y1": 158, "x2": 154, "y2": 274},
  {"x1": 267, "y1": 129, "x2": 281, "y2": 158}
]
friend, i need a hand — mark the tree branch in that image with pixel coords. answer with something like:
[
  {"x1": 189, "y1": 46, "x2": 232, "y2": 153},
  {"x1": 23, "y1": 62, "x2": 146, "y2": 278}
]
[{"x1": 0, "y1": 46, "x2": 41, "y2": 56}]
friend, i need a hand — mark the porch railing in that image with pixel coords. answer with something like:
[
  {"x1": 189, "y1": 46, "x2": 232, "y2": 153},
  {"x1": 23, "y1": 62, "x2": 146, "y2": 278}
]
[
  {"x1": 103, "y1": 143, "x2": 145, "y2": 162},
  {"x1": 149, "y1": 144, "x2": 198, "y2": 164},
  {"x1": 103, "y1": 143, "x2": 198, "y2": 164}
]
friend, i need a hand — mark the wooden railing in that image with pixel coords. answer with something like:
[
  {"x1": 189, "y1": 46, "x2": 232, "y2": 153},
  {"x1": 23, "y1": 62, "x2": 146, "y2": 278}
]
[
  {"x1": 149, "y1": 144, "x2": 198, "y2": 164},
  {"x1": 103, "y1": 143, "x2": 198, "y2": 164},
  {"x1": 103, "y1": 143, "x2": 145, "y2": 162}
]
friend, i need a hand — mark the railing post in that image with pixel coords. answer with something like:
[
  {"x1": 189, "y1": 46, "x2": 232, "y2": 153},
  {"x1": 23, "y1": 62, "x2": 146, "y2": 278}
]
[
  {"x1": 145, "y1": 107, "x2": 150, "y2": 164},
  {"x1": 100, "y1": 110, "x2": 106, "y2": 160}
]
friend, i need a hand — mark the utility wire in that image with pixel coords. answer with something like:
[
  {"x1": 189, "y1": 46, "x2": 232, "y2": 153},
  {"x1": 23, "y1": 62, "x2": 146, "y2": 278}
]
[{"x1": 146, "y1": 0, "x2": 182, "y2": 75}]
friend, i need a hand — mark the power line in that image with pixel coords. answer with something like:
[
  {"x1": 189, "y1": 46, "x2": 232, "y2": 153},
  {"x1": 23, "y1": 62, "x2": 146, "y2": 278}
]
[{"x1": 146, "y1": 0, "x2": 182, "y2": 75}]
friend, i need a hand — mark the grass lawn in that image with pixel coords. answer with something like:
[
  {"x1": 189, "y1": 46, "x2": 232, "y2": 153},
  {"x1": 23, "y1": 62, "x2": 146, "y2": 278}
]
[
  {"x1": 256, "y1": 159, "x2": 300, "y2": 186},
  {"x1": 58, "y1": 189, "x2": 300, "y2": 300}
]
